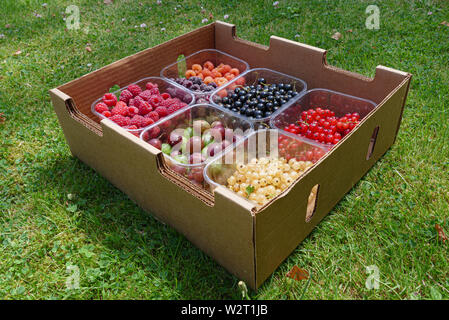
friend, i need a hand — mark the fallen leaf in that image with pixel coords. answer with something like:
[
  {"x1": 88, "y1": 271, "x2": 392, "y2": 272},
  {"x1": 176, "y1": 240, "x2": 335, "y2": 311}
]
[
  {"x1": 286, "y1": 266, "x2": 309, "y2": 281},
  {"x1": 435, "y1": 224, "x2": 448, "y2": 243},
  {"x1": 104, "y1": 0, "x2": 113, "y2": 4},
  {"x1": 5, "y1": 24, "x2": 11, "y2": 28},
  {"x1": 13, "y1": 50, "x2": 22, "y2": 55},
  {"x1": 441, "y1": 21, "x2": 449, "y2": 27},
  {"x1": 0, "y1": 112, "x2": 5, "y2": 124},
  {"x1": 331, "y1": 32, "x2": 342, "y2": 40},
  {"x1": 346, "y1": 29, "x2": 353, "y2": 33},
  {"x1": 209, "y1": 12, "x2": 214, "y2": 19},
  {"x1": 85, "y1": 46, "x2": 92, "y2": 52}
]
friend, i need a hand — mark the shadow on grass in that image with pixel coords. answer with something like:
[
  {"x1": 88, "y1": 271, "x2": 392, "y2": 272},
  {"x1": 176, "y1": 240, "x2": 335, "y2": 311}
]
[{"x1": 33, "y1": 154, "x2": 241, "y2": 299}]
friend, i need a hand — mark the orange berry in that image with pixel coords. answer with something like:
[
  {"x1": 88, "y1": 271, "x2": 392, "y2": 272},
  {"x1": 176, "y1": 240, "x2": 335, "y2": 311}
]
[
  {"x1": 221, "y1": 64, "x2": 232, "y2": 74},
  {"x1": 235, "y1": 76, "x2": 246, "y2": 86},
  {"x1": 191, "y1": 64, "x2": 202, "y2": 73},
  {"x1": 185, "y1": 69, "x2": 196, "y2": 79},
  {"x1": 229, "y1": 68, "x2": 240, "y2": 76},
  {"x1": 203, "y1": 61, "x2": 214, "y2": 71},
  {"x1": 203, "y1": 76, "x2": 214, "y2": 84},
  {"x1": 224, "y1": 73, "x2": 235, "y2": 81},
  {"x1": 215, "y1": 77, "x2": 228, "y2": 87},
  {"x1": 211, "y1": 69, "x2": 222, "y2": 78},
  {"x1": 201, "y1": 68, "x2": 212, "y2": 78},
  {"x1": 217, "y1": 89, "x2": 228, "y2": 98},
  {"x1": 196, "y1": 73, "x2": 204, "y2": 80}
]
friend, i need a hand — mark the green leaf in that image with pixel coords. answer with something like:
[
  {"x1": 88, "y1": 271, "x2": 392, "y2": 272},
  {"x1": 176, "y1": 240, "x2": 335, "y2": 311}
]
[
  {"x1": 109, "y1": 84, "x2": 120, "y2": 93},
  {"x1": 245, "y1": 185, "x2": 255, "y2": 197}
]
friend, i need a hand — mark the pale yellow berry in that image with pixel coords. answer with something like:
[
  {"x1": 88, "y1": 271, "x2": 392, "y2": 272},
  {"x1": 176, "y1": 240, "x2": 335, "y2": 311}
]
[
  {"x1": 260, "y1": 178, "x2": 268, "y2": 187},
  {"x1": 252, "y1": 179, "x2": 261, "y2": 189},
  {"x1": 227, "y1": 175, "x2": 236, "y2": 186},
  {"x1": 237, "y1": 190, "x2": 246, "y2": 198},
  {"x1": 233, "y1": 183, "x2": 240, "y2": 192},
  {"x1": 240, "y1": 183, "x2": 248, "y2": 192},
  {"x1": 272, "y1": 177, "x2": 280, "y2": 186},
  {"x1": 236, "y1": 163, "x2": 247, "y2": 173},
  {"x1": 291, "y1": 162, "x2": 300, "y2": 171}
]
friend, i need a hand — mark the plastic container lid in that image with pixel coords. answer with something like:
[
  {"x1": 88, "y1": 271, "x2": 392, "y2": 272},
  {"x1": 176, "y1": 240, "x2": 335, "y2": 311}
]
[
  {"x1": 160, "y1": 49, "x2": 250, "y2": 100},
  {"x1": 270, "y1": 88, "x2": 377, "y2": 147},
  {"x1": 91, "y1": 76, "x2": 195, "y2": 135},
  {"x1": 209, "y1": 68, "x2": 307, "y2": 125},
  {"x1": 139, "y1": 103, "x2": 254, "y2": 188},
  {"x1": 204, "y1": 129, "x2": 328, "y2": 206}
]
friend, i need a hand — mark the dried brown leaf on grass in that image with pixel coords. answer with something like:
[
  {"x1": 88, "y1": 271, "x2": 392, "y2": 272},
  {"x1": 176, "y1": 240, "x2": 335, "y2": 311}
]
[
  {"x1": 286, "y1": 265, "x2": 309, "y2": 281},
  {"x1": 435, "y1": 224, "x2": 448, "y2": 243}
]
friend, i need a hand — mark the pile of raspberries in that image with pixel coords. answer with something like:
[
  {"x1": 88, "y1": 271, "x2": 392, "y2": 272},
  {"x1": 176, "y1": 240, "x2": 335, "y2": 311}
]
[{"x1": 94, "y1": 82, "x2": 188, "y2": 131}]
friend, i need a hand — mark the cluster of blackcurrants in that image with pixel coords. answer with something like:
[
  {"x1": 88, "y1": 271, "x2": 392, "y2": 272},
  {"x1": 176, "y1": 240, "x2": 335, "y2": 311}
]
[
  {"x1": 217, "y1": 78, "x2": 299, "y2": 120},
  {"x1": 171, "y1": 76, "x2": 217, "y2": 93}
]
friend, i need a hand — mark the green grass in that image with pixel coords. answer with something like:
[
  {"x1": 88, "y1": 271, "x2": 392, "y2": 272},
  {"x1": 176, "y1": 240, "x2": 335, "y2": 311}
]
[{"x1": 1, "y1": 0, "x2": 448, "y2": 300}]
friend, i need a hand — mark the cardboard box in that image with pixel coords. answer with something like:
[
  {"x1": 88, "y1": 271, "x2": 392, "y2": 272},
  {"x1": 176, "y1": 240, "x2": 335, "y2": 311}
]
[{"x1": 49, "y1": 21, "x2": 411, "y2": 290}]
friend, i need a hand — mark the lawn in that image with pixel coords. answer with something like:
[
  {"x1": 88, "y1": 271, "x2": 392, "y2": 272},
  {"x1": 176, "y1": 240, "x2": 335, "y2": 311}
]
[{"x1": 0, "y1": 0, "x2": 448, "y2": 300}]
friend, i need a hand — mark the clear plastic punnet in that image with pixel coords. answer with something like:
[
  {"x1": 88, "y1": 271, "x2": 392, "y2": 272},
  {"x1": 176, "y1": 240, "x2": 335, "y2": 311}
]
[
  {"x1": 270, "y1": 88, "x2": 377, "y2": 147},
  {"x1": 160, "y1": 49, "x2": 250, "y2": 103},
  {"x1": 209, "y1": 68, "x2": 307, "y2": 126},
  {"x1": 91, "y1": 77, "x2": 195, "y2": 136},
  {"x1": 204, "y1": 129, "x2": 328, "y2": 208},
  {"x1": 139, "y1": 103, "x2": 254, "y2": 188}
]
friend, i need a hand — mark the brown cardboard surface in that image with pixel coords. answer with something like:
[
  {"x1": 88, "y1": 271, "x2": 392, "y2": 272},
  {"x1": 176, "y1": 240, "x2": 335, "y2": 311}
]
[
  {"x1": 50, "y1": 88, "x2": 257, "y2": 288},
  {"x1": 254, "y1": 76, "x2": 411, "y2": 287},
  {"x1": 50, "y1": 21, "x2": 412, "y2": 290}
]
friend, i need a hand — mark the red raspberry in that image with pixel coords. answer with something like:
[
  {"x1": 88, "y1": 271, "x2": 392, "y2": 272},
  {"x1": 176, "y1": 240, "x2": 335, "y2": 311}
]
[
  {"x1": 155, "y1": 106, "x2": 168, "y2": 118},
  {"x1": 149, "y1": 87, "x2": 160, "y2": 95},
  {"x1": 119, "y1": 89, "x2": 133, "y2": 104},
  {"x1": 102, "y1": 93, "x2": 118, "y2": 107},
  {"x1": 142, "y1": 117, "x2": 154, "y2": 128},
  {"x1": 146, "y1": 111, "x2": 159, "y2": 122},
  {"x1": 124, "y1": 125, "x2": 138, "y2": 130},
  {"x1": 102, "y1": 110, "x2": 112, "y2": 117},
  {"x1": 161, "y1": 92, "x2": 171, "y2": 100},
  {"x1": 139, "y1": 101, "x2": 152, "y2": 116},
  {"x1": 149, "y1": 95, "x2": 162, "y2": 108},
  {"x1": 158, "y1": 99, "x2": 171, "y2": 107},
  {"x1": 167, "y1": 105, "x2": 177, "y2": 115},
  {"x1": 111, "y1": 101, "x2": 128, "y2": 116},
  {"x1": 131, "y1": 96, "x2": 145, "y2": 108},
  {"x1": 127, "y1": 84, "x2": 142, "y2": 97},
  {"x1": 130, "y1": 115, "x2": 146, "y2": 128},
  {"x1": 95, "y1": 102, "x2": 109, "y2": 114},
  {"x1": 138, "y1": 90, "x2": 153, "y2": 101},
  {"x1": 145, "y1": 82, "x2": 158, "y2": 90},
  {"x1": 109, "y1": 114, "x2": 130, "y2": 127},
  {"x1": 173, "y1": 102, "x2": 186, "y2": 111},
  {"x1": 128, "y1": 106, "x2": 139, "y2": 117}
]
